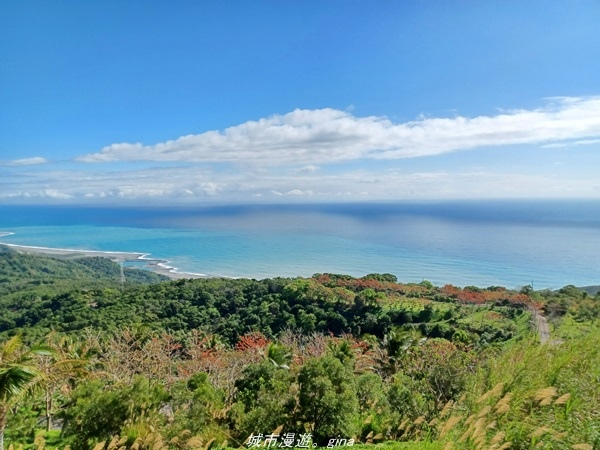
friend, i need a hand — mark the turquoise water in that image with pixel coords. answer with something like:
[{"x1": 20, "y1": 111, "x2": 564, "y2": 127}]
[{"x1": 1, "y1": 201, "x2": 599, "y2": 289}]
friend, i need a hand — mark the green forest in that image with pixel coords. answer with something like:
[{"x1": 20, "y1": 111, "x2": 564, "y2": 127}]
[{"x1": 1, "y1": 245, "x2": 599, "y2": 450}]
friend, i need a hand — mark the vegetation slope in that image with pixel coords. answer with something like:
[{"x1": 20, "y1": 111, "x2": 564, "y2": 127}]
[{"x1": 0, "y1": 250, "x2": 598, "y2": 450}]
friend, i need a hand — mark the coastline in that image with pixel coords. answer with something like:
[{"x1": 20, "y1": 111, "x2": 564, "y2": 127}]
[{"x1": 0, "y1": 236, "x2": 206, "y2": 280}]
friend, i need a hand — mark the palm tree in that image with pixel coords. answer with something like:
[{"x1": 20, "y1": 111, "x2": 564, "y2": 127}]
[
  {"x1": 376, "y1": 329, "x2": 426, "y2": 379},
  {"x1": 39, "y1": 334, "x2": 97, "y2": 432},
  {"x1": 265, "y1": 342, "x2": 292, "y2": 369},
  {"x1": 0, "y1": 335, "x2": 52, "y2": 450}
]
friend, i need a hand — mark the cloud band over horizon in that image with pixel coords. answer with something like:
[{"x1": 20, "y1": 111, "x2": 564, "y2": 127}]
[
  {"x1": 76, "y1": 96, "x2": 600, "y2": 166},
  {"x1": 3, "y1": 96, "x2": 600, "y2": 203}
]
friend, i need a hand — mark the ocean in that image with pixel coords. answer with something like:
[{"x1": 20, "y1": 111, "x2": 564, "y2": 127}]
[{"x1": 1, "y1": 200, "x2": 599, "y2": 289}]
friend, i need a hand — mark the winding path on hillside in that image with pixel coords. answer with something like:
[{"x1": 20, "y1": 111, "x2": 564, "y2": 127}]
[{"x1": 528, "y1": 306, "x2": 550, "y2": 344}]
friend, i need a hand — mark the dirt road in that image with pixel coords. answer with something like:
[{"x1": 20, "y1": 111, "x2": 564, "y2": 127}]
[{"x1": 528, "y1": 306, "x2": 550, "y2": 344}]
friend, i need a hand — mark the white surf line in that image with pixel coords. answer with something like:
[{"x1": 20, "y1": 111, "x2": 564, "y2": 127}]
[
  {"x1": 0, "y1": 231, "x2": 208, "y2": 278},
  {"x1": 0, "y1": 242, "x2": 147, "y2": 259},
  {"x1": 0, "y1": 233, "x2": 156, "y2": 263},
  {"x1": 145, "y1": 257, "x2": 208, "y2": 277}
]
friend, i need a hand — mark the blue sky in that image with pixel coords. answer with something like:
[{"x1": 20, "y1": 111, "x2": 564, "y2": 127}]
[{"x1": 1, "y1": 1, "x2": 600, "y2": 204}]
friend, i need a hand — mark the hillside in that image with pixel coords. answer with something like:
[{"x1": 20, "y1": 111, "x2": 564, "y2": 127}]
[
  {"x1": 1, "y1": 257, "x2": 535, "y2": 345},
  {"x1": 0, "y1": 251, "x2": 598, "y2": 450},
  {"x1": 579, "y1": 285, "x2": 600, "y2": 296},
  {"x1": 0, "y1": 244, "x2": 167, "y2": 297}
]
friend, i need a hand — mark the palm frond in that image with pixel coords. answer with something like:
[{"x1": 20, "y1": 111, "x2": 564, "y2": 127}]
[
  {"x1": 0, "y1": 364, "x2": 41, "y2": 402},
  {"x1": 0, "y1": 335, "x2": 24, "y2": 362}
]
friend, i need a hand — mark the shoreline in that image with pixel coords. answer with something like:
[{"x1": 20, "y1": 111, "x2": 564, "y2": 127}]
[{"x1": 0, "y1": 235, "x2": 206, "y2": 280}]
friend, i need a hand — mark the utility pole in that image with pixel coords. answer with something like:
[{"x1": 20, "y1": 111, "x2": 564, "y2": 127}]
[{"x1": 120, "y1": 261, "x2": 126, "y2": 287}]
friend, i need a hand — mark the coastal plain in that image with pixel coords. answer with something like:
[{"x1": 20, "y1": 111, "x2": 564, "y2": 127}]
[{"x1": 0, "y1": 240, "x2": 203, "y2": 280}]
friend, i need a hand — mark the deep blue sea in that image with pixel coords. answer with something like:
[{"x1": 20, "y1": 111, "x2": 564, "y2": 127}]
[{"x1": 1, "y1": 201, "x2": 599, "y2": 289}]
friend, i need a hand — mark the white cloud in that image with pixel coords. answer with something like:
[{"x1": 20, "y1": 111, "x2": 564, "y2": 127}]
[
  {"x1": 3, "y1": 162, "x2": 600, "y2": 203},
  {"x1": 542, "y1": 138, "x2": 600, "y2": 149},
  {"x1": 42, "y1": 189, "x2": 73, "y2": 199},
  {"x1": 2, "y1": 157, "x2": 49, "y2": 166},
  {"x1": 0, "y1": 189, "x2": 72, "y2": 199},
  {"x1": 271, "y1": 189, "x2": 314, "y2": 196},
  {"x1": 76, "y1": 96, "x2": 600, "y2": 165},
  {"x1": 5, "y1": 96, "x2": 600, "y2": 203},
  {"x1": 298, "y1": 165, "x2": 319, "y2": 174},
  {"x1": 0, "y1": 166, "x2": 230, "y2": 202}
]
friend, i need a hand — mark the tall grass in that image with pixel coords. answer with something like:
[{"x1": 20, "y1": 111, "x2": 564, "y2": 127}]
[{"x1": 436, "y1": 332, "x2": 600, "y2": 449}]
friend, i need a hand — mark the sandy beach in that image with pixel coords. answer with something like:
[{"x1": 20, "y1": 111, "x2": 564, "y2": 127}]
[{"x1": 0, "y1": 240, "x2": 205, "y2": 280}]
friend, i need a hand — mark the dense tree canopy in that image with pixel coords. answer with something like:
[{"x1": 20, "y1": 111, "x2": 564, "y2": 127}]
[{"x1": 1, "y1": 250, "x2": 598, "y2": 450}]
